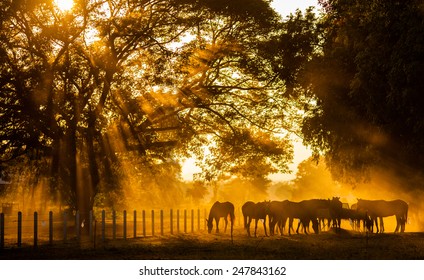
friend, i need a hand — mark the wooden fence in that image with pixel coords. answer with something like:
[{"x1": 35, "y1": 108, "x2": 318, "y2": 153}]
[{"x1": 0, "y1": 208, "x2": 243, "y2": 249}]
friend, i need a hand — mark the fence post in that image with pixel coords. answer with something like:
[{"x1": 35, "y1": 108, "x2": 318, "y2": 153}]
[
  {"x1": 133, "y1": 210, "x2": 137, "y2": 238},
  {"x1": 102, "y1": 210, "x2": 105, "y2": 242},
  {"x1": 177, "y1": 210, "x2": 180, "y2": 233},
  {"x1": 123, "y1": 210, "x2": 127, "y2": 240},
  {"x1": 0, "y1": 213, "x2": 4, "y2": 249},
  {"x1": 34, "y1": 211, "x2": 38, "y2": 248},
  {"x1": 151, "y1": 210, "x2": 155, "y2": 236},
  {"x1": 184, "y1": 209, "x2": 187, "y2": 233},
  {"x1": 75, "y1": 210, "x2": 80, "y2": 241},
  {"x1": 204, "y1": 209, "x2": 207, "y2": 230},
  {"x1": 191, "y1": 209, "x2": 194, "y2": 233},
  {"x1": 160, "y1": 210, "x2": 164, "y2": 236},
  {"x1": 112, "y1": 210, "x2": 116, "y2": 240},
  {"x1": 197, "y1": 209, "x2": 200, "y2": 231},
  {"x1": 89, "y1": 210, "x2": 93, "y2": 241},
  {"x1": 142, "y1": 210, "x2": 146, "y2": 237},
  {"x1": 18, "y1": 211, "x2": 22, "y2": 248},
  {"x1": 170, "y1": 209, "x2": 173, "y2": 235},
  {"x1": 49, "y1": 211, "x2": 53, "y2": 245},
  {"x1": 63, "y1": 211, "x2": 67, "y2": 242}
]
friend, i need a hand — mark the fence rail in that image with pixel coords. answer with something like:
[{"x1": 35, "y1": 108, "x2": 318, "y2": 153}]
[{"x1": 0, "y1": 208, "x2": 244, "y2": 249}]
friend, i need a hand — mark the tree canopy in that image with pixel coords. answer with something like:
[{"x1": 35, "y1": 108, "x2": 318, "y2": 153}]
[
  {"x1": 3, "y1": 0, "x2": 423, "y2": 214},
  {"x1": 1, "y1": 0, "x2": 319, "y2": 211},
  {"x1": 302, "y1": 0, "x2": 424, "y2": 188}
]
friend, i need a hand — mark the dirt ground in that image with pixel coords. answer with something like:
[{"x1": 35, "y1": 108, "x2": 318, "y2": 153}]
[{"x1": 1, "y1": 228, "x2": 424, "y2": 260}]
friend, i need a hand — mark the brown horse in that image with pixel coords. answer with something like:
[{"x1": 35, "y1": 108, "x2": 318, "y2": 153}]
[
  {"x1": 206, "y1": 201, "x2": 235, "y2": 239},
  {"x1": 357, "y1": 199, "x2": 408, "y2": 233},
  {"x1": 242, "y1": 201, "x2": 271, "y2": 237}
]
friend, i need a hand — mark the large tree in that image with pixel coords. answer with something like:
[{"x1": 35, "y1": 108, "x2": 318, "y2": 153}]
[
  {"x1": 1, "y1": 0, "x2": 320, "y2": 216},
  {"x1": 302, "y1": 0, "x2": 424, "y2": 188}
]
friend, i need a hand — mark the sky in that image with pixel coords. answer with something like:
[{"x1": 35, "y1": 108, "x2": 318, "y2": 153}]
[{"x1": 182, "y1": 1, "x2": 319, "y2": 182}]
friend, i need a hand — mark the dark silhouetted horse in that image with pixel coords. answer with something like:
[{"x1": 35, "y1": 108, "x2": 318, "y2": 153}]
[
  {"x1": 340, "y1": 206, "x2": 372, "y2": 232},
  {"x1": 357, "y1": 199, "x2": 408, "y2": 233},
  {"x1": 268, "y1": 200, "x2": 288, "y2": 236},
  {"x1": 206, "y1": 201, "x2": 235, "y2": 239},
  {"x1": 284, "y1": 198, "x2": 343, "y2": 235},
  {"x1": 242, "y1": 201, "x2": 271, "y2": 237},
  {"x1": 282, "y1": 200, "x2": 317, "y2": 235},
  {"x1": 316, "y1": 197, "x2": 343, "y2": 231}
]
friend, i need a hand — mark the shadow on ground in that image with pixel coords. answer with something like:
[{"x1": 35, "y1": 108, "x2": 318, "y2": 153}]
[{"x1": 1, "y1": 229, "x2": 424, "y2": 260}]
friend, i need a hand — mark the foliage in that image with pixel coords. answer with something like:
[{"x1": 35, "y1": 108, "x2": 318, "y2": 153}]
[
  {"x1": 0, "y1": 0, "x2": 319, "y2": 210},
  {"x1": 302, "y1": 0, "x2": 424, "y2": 186}
]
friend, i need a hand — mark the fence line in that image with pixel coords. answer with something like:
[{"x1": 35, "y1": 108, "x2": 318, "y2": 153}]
[
  {"x1": 1, "y1": 213, "x2": 4, "y2": 249},
  {"x1": 0, "y1": 208, "x2": 216, "y2": 249}
]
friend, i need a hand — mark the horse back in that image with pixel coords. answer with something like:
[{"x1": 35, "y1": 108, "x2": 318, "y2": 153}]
[
  {"x1": 357, "y1": 199, "x2": 408, "y2": 217},
  {"x1": 210, "y1": 201, "x2": 234, "y2": 219}
]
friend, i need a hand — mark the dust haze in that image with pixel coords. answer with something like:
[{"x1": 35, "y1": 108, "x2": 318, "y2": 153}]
[{"x1": 2, "y1": 154, "x2": 423, "y2": 233}]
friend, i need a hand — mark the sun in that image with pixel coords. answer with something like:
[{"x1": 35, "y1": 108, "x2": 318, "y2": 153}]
[{"x1": 55, "y1": 0, "x2": 74, "y2": 12}]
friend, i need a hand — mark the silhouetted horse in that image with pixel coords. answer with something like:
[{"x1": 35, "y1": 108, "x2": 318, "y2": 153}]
[
  {"x1": 268, "y1": 200, "x2": 288, "y2": 236},
  {"x1": 357, "y1": 199, "x2": 408, "y2": 233},
  {"x1": 285, "y1": 198, "x2": 343, "y2": 235},
  {"x1": 206, "y1": 201, "x2": 235, "y2": 239},
  {"x1": 340, "y1": 206, "x2": 372, "y2": 232},
  {"x1": 317, "y1": 208, "x2": 332, "y2": 231},
  {"x1": 353, "y1": 200, "x2": 383, "y2": 233},
  {"x1": 316, "y1": 197, "x2": 343, "y2": 231},
  {"x1": 242, "y1": 201, "x2": 271, "y2": 237},
  {"x1": 282, "y1": 200, "x2": 318, "y2": 235},
  {"x1": 329, "y1": 197, "x2": 343, "y2": 229}
]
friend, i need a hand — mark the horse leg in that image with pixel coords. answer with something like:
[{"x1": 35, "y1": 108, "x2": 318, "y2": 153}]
[
  {"x1": 224, "y1": 217, "x2": 228, "y2": 233},
  {"x1": 269, "y1": 217, "x2": 274, "y2": 236},
  {"x1": 254, "y1": 219, "x2": 259, "y2": 237},
  {"x1": 215, "y1": 218, "x2": 219, "y2": 233},
  {"x1": 379, "y1": 217, "x2": 384, "y2": 233},
  {"x1": 288, "y1": 218, "x2": 293, "y2": 236},
  {"x1": 395, "y1": 216, "x2": 400, "y2": 233},
  {"x1": 246, "y1": 217, "x2": 251, "y2": 237},
  {"x1": 263, "y1": 219, "x2": 268, "y2": 237},
  {"x1": 373, "y1": 218, "x2": 379, "y2": 233},
  {"x1": 401, "y1": 218, "x2": 406, "y2": 233},
  {"x1": 278, "y1": 219, "x2": 284, "y2": 236},
  {"x1": 281, "y1": 217, "x2": 288, "y2": 235},
  {"x1": 304, "y1": 220, "x2": 309, "y2": 234},
  {"x1": 268, "y1": 217, "x2": 273, "y2": 236}
]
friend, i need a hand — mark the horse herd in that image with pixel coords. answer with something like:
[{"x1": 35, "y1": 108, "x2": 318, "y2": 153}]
[{"x1": 206, "y1": 199, "x2": 409, "y2": 239}]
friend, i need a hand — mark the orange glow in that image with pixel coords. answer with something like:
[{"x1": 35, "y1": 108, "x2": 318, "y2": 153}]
[{"x1": 55, "y1": 0, "x2": 74, "y2": 12}]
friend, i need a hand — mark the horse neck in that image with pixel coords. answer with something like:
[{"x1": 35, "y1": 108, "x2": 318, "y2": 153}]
[{"x1": 208, "y1": 210, "x2": 215, "y2": 220}]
